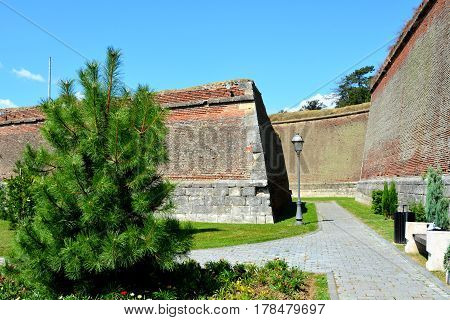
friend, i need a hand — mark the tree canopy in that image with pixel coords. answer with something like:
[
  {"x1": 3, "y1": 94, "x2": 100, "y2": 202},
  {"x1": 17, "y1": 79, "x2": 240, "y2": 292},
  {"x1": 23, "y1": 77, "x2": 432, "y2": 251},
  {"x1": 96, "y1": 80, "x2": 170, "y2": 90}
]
[{"x1": 335, "y1": 66, "x2": 374, "y2": 108}]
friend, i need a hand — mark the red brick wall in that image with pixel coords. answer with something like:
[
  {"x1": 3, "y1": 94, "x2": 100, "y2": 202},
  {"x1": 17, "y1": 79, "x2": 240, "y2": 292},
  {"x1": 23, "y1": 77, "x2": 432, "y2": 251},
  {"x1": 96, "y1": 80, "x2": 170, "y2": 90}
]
[
  {"x1": 0, "y1": 122, "x2": 45, "y2": 180},
  {"x1": 361, "y1": 0, "x2": 449, "y2": 180},
  {"x1": 0, "y1": 80, "x2": 259, "y2": 182},
  {"x1": 157, "y1": 84, "x2": 245, "y2": 105},
  {"x1": 164, "y1": 103, "x2": 253, "y2": 180}
]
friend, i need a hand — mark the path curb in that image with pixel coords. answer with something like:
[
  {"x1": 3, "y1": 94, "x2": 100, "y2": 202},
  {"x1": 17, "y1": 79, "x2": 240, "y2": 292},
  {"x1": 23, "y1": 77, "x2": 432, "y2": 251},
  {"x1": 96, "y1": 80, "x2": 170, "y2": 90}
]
[{"x1": 326, "y1": 272, "x2": 339, "y2": 300}]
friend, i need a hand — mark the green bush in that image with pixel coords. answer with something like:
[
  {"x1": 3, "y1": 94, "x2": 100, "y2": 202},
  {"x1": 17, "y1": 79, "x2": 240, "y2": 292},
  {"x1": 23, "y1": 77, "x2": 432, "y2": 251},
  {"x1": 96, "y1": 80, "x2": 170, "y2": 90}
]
[
  {"x1": 8, "y1": 48, "x2": 192, "y2": 298},
  {"x1": 371, "y1": 190, "x2": 383, "y2": 215},
  {"x1": 444, "y1": 245, "x2": 450, "y2": 272},
  {"x1": 0, "y1": 162, "x2": 38, "y2": 229},
  {"x1": 381, "y1": 181, "x2": 398, "y2": 219},
  {"x1": 425, "y1": 167, "x2": 449, "y2": 230},
  {"x1": 408, "y1": 201, "x2": 426, "y2": 222}
]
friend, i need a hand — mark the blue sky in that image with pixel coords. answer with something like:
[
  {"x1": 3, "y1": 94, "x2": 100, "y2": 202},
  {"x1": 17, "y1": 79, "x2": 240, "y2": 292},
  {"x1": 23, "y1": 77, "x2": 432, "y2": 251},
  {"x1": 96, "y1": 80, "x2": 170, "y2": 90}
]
[{"x1": 0, "y1": 0, "x2": 421, "y2": 114}]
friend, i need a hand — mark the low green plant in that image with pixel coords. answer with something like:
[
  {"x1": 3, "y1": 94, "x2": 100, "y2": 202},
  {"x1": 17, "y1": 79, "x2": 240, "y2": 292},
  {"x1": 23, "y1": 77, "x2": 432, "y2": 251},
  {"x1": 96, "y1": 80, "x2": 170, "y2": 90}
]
[
  {"x1": 371, "y1": 190, "x2": 383, "y2": 215},
  {"x1": 425, "y1": 167, "x2": 449, "y2": 230},
  {"x1": 381, "y1": 182, "x2": 398, "y2": 219},
  {"x1": 1, "y1": 259, "x2": 322, "y2": 300},
  {"x1": 408, "y1": 201, "x2": 426, "y2": 222}
]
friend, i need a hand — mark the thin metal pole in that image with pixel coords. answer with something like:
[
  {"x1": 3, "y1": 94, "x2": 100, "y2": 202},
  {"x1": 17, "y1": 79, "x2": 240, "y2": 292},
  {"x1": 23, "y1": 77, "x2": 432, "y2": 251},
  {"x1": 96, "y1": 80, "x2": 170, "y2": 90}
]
[
  {"x1": 296, "y1": 151, "x2": 303, "y2": 225},
  {"x1": 48, "y1": 57, "x2": 51, "y2": 100}
]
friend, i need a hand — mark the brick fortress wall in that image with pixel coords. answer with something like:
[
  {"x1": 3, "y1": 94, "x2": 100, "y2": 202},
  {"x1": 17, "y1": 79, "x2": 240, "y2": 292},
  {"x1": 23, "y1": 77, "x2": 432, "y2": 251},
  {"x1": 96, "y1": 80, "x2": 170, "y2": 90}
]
[
  {"x1": 357, "y1": 0, "x2": 450, "y2": 205},
  {"x1": 0, "y1": 79, "x2": 291, "y2": 224},
  {"x1": 161, "y1": 79, "x2": 291, "y2": 223},
  {"x1": 272, "y1": 107, "x2": 369, "y2": 197}
]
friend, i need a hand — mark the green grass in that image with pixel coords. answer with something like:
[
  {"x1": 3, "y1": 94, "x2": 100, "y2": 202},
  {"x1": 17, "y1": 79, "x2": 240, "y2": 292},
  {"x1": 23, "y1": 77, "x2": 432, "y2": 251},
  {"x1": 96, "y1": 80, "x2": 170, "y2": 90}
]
[
  {"x1": 311, "y1": 273, "x2": 330, "y2": 300},
  {"x1": 0, "y1": 203, "x2": 318, "y2": 253},
  {"x1": 186, "y1": 202, "x2": 318, "y2": 250},
  {"x1": 0, "y1": 220, "x2": 14, "y2": 257}
]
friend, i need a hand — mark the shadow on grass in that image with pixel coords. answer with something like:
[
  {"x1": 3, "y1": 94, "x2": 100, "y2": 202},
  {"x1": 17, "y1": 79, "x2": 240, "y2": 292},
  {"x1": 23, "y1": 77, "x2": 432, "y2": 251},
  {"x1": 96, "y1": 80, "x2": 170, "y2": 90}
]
[
  {"x1": 185, "y1": 227, "x2": 221, "y2": 235},
  {"x1": 274, "y1": 201, "x2": 308, "y2": 223}
]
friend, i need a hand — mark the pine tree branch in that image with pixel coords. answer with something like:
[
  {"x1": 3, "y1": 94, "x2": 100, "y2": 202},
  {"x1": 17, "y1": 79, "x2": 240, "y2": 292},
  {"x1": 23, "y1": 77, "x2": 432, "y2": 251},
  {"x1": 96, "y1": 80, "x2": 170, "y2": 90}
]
[{"x1": 72, "y1": 164, "x2": 89, "y2": 196}]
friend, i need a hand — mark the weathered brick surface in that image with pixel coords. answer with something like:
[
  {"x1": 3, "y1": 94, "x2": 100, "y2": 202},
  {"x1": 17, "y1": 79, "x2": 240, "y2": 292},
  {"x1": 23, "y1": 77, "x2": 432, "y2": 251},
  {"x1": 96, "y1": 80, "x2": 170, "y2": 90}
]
[
  {"x1": 0, "y1": 122, "x2": 45, "y2": 180},
  {"x1": 0, "y1": 79, "x2": 291, "y2": 223},
  {"x1": 358, "y1": 0, "x2": 449, "y2": 201},
  {"x1": 272, "y1": 110, "x2": 369, "y2": 196}
]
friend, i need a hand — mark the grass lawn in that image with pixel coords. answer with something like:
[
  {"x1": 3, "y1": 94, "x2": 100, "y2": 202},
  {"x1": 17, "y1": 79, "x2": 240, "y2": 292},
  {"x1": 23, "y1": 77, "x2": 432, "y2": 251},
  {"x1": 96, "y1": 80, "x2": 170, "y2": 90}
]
[
  {"x1": 303, "y1": 197, "x2": 448, "y2": 286},
  {"x1": 0, "y1": 219, "x2": 14, "y2": 257},
  {"x1": 187, "y1": 202, "x2": 318, "y2": 250},
  {"x1": 310, "y1": 273, "x2": 330, "y2": 300},
  {"x1": 0, "y1": 203, "x2": 318, "y2": 253}
]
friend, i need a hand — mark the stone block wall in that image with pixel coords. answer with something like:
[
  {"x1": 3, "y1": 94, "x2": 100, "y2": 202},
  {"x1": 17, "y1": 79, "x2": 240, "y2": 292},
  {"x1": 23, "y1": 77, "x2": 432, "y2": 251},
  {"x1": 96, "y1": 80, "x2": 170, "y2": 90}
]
[
  {"x1": 357, "y1": 0, "x2": 449, "y2": 204},
  {"x1": 171, "y1": 180, "x2": 273, "y2": 224},
  {"x1": 356, "y1": 175, "x2": 450, "y2": 207}
]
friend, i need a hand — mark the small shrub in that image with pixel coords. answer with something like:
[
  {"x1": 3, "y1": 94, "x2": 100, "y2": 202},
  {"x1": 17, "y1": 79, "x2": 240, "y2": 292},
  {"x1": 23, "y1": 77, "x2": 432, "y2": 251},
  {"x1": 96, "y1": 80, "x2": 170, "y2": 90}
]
[
  {"x1": 425, "y1": 167, "x2": 449, "y2": 230},
  {"x1": 371, "y1": 190, "x2": 383, "y2": 215},
  {"x1": 409, "y1": 201, "x2": 426, "y2": 222},
  {"x1": 381, "y1": 181, "x2": 398, "y2": 219},
  {"x1": 381, "y1": 182, "x2": 389, "y2": 217},
  {"x1": 444, "y1": 245, "x2": 450, "y2": 272},
  {"x1": 388, "y1": 182, "x2": 398, "y2": 216},
  {"x1": 0, "y1": 161, "x2": 37, "y2": 229}
]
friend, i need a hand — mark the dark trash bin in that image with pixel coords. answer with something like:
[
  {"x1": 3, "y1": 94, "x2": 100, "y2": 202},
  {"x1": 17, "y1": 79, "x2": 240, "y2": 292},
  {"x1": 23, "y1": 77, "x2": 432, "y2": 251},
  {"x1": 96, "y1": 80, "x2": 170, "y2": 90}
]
[{"x1": 394, "y1": 205, "x2": 415, "y2": 244}]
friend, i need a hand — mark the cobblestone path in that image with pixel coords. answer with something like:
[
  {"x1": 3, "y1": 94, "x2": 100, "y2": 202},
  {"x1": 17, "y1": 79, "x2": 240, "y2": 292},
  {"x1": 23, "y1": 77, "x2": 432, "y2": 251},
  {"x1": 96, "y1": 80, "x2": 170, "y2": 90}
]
[{"x1": 190, "y1": 202, "x2": 450, "y2": 299}]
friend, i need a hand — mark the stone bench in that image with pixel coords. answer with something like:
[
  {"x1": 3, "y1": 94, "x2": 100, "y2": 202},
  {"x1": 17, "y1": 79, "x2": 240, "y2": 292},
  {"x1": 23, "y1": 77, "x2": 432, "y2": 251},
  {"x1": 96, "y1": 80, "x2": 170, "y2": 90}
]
[
  {"x1": 406, "y1": 222, "x2": 450, "y2": 271},
  {"x1": 413, "y1": 233, "x2": 427, "y2": 246},
  {"x1": 412, "y1": 233, "x2": 428, "y2": 257}
]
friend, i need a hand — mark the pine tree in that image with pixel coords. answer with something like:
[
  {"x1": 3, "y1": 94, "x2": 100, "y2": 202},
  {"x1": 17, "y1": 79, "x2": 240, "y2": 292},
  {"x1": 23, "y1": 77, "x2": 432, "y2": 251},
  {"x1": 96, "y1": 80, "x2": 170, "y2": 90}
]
[
  {"x1": 425, "y1": 167, "x2": 449, "y2": 230},
  {"x1": 12, "y1": 48, "x2": 192, "y2": 296}
]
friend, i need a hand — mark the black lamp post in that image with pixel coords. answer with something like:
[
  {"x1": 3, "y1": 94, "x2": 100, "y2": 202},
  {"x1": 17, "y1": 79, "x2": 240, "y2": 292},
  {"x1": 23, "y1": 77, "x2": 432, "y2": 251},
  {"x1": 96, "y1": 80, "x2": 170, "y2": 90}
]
[{"x1": 291, "y1": 133, "x2": 304, "y2": 225}]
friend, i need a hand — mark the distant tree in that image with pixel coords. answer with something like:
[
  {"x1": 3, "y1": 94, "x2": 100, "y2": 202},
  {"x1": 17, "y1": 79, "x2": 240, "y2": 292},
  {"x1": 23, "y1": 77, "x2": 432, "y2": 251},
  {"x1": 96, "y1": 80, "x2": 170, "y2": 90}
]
[
  {"x1": 335, "y1": 66, "x2": 374, "y2": 108},
  {"x1": 303, "y1": 100, "x2": 324, "y2": 111}
]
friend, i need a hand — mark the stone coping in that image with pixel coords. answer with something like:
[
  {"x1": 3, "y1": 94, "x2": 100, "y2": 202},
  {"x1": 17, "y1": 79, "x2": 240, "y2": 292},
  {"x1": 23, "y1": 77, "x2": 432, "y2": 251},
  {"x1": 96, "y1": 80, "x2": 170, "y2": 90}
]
[
  {"x1": 271, "y1": 108, "x2": 369, "y2": 125},
  {"x1": 173, "y1": 179, "x2": 268, "y2": 188}
]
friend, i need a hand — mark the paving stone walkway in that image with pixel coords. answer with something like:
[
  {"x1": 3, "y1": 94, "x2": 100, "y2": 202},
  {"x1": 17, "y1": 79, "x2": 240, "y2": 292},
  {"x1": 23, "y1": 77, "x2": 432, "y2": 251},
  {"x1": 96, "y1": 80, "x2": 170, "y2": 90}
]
[{"x1": 190, "y1": 202, "x2": 450, "y2": 300}]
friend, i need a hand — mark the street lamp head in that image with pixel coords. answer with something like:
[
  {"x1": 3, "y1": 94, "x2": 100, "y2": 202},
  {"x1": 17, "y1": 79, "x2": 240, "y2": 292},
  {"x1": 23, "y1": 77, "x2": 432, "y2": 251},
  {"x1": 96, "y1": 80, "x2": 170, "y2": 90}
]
[{"x1": 291, "y1": 133, "x2": 304, "y2": 153}]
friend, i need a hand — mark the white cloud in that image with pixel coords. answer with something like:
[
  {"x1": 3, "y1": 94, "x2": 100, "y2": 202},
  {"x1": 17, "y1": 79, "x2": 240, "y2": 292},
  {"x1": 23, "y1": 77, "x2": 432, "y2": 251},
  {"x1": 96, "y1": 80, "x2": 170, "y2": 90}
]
[
  {"x1": 284, "y1": 93, "x2": 338, "y2": 112},
  {"x1": 0, "y1": 99, "x2": 18, "y2": 109},
  {"x1": 75, "y1": 91, "x2": 85, "y2": 100},
  {"x1": 12, "y1": 68, "x2": 45, "y2": 82}
]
